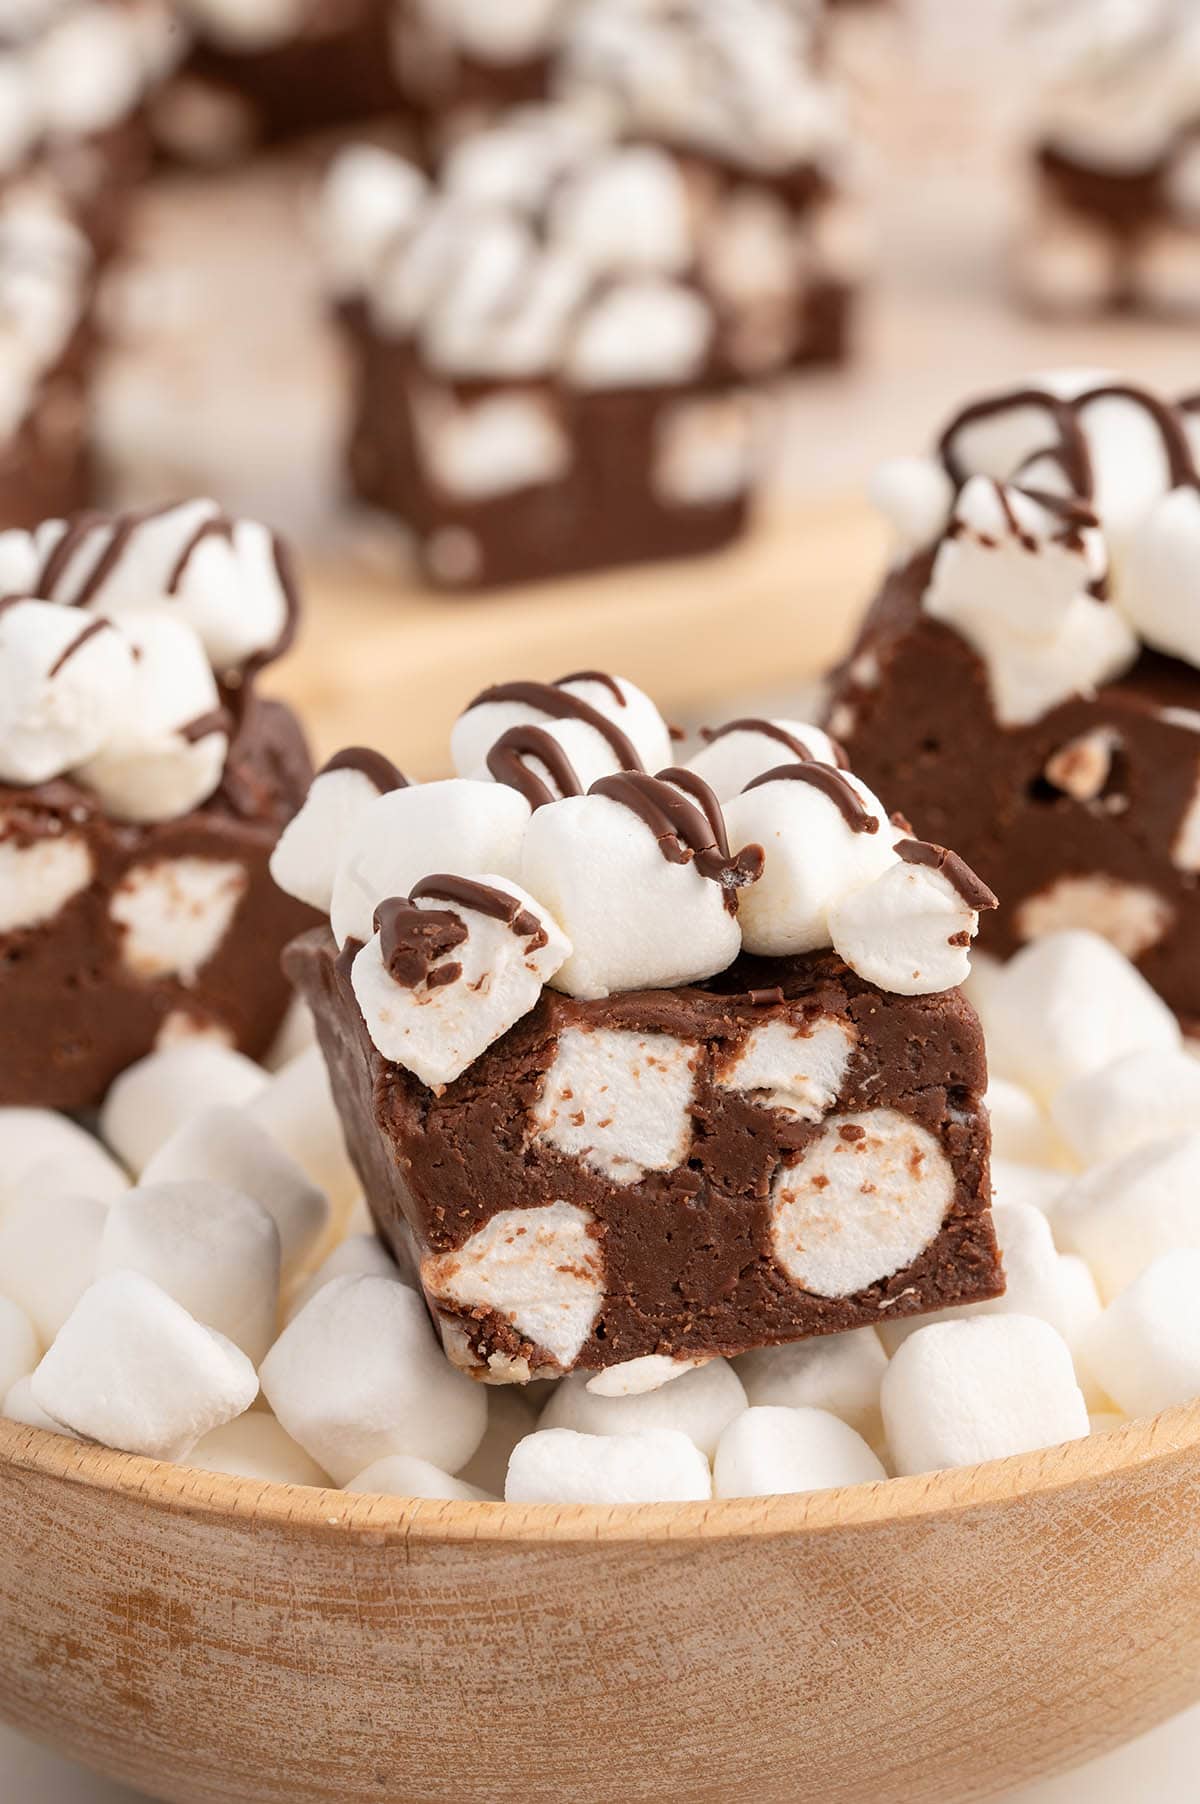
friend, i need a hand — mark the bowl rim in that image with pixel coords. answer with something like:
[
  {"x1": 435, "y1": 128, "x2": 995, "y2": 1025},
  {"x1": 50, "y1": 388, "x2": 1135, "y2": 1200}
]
[{"x1": 3, "y1": 1402, "x2": 1198, "y2": 1547}]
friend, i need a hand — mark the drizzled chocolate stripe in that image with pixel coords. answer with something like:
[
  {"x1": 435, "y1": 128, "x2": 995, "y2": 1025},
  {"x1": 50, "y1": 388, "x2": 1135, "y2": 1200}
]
[
  {"x1": 466, "y1": 679, "x2": 643, "y2": 772},
  {"x1": 487, "y1": 724, "x2": 584, "y2": 810},
  {"x1": 590, "y1": 770, "x2": 764, "y2": 911},
  {"x1": 896, "y1": 839, "x2": 998, "y2": 911},
  {"x1": 165, "y1": 516, "x2": 235, "y2": 595},
  {"x1": 742, "y1": 761, "x2": 880, "y2": 833},
  {"x1": 411, "y1": 874, "x2": 548, "y2": 947},
  {"x1": 180, "y1": 707, "x2": 232, "y2": 744},
  {"x1": 556, "y1": 670, "x2": 627, "y2": 706},
  {"x1": 375, "y1": 895, "x2": 468, "y2": 989},
  {"x1": 38, "y1": 502, "x2": 178, "y2": 606},
  {"x1": 47, "y1": 615, "x2": 109, "y2": 678},
  {"x1": 319, "y1": 746, "x2": 409, "y2": 794},
  {"x1": 701, "y1": 716, "x2": 851, "y2": 770}
]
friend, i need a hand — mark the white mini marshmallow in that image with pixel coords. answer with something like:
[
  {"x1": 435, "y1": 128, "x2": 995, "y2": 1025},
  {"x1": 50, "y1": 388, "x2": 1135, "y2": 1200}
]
[
  {"x1": 451, "y1": 674, "x2": 673, "y2": 793},
  {"x1": 270, "y1": 758, "x2": 407, "y2": 915},
  {"x1": 568, "y1": 279, "x2": 712, "y2": 388},
  {"x1": 187, "y1": 1411, "x2": 330, "y2": 1487},
  {"x1": 0, "y1": 601, "x2": 135, "y2": 784},
  {"x1": 714, "y1": 1405, "x2": 885, "y2": 1498},
  {"x1": 265, "y1": 995, "x2": 315, "y2": 1069},
  {"x1": 245, "y1": 1045, "x2": 360, "y2": 1219},
  {"x1": 715, "y1": 1016, "x2": 855, "y2": 1122},
  {"x1": 0, "y1": 824, "x2": 93, "y2": 934},
  {"x1": 32, "y1": 1271, "x2": 258, "y2": 1461},
  {"x1": 584, "y1": 1355, "x2": 709, "y2": 1398},
  {"x1": 881, "y1": 1316, "x2": 1089, "y2": 1476},
  {"x1": 1082, "y1": 1251, "x2": 1200, "y2": 1421},
  {"x1": 1122, "y1": 485, "x2": 1200, "y2": 669},
  {"x1": 415, "y1": 389, "x2": 570, "y2": 502},
  {"x1": 529, "y1": 1025, "x2": 698, "y2": 1181},
  {"x1": 539, "y1": 1359, "x2": 746, "y2": 1459},
  {"x1": 828, "y1": 853, "x2": 984, "y2": 995},
  {"x1": 260, "y1": 1275, "x2": 487, "y2": 1484},
  {"x1": 142, "y1": 1106, "x2": 330, "y2": 1277},
  {"x1": 1056, "y1": 1132, "x2": 1200, "y2": 1300},
  {"x1": 505, "y1": 1426, "x2": 712, "y2": 1504},
  {"x1": 1052, "y1": 1047, "x2": 1200, "y2": 1169},
  {"x1": 0, "y1": 1191, "x2": 107, "y2": 1344},
  {"x1": 520, "y1": 788, "x2": 742, "y2": 998},
  {"x1": 109, "y1": 856, "x2": 247, "y2": 982},
  {"x1": 352, "y1": 877, "x2": 570, "y2": 1089},
  {"x1": 983, "y1": 930, "x2": 1181, "y2": 1103},
  {"x1": 735, "y1": 1328, "x2": 887, "y2": 1440},
  {"x1": 458, "y1": 1385, "x2": 541, "y2": 1495},
  {"x1": 990, "y1": 1158, "x2": 1069, "y2": 1219},
  {"x1": 97, "y1": 1180, "x2": 281, "y2": 1364},
  {"x1": 3, "y1": 1374, "x2": 78, "y2": 1437},
  {"x1": 100, "y1": 1041, "x2": 267, "y2": 1174},
  {"x1": 653, "y1": 391, "x2": 757, "y2": 505},
  {"x1": 285, "y1": 1233, "x2": 403, "y2": 1323},
  {"x1": 724, "y1": 768, "x2": 894, "y2": 958},
  {"x1": 320, "y1": 144, "x2": 428, "y2": 298},
  {"x1": 552, "y1": 146, "x2": 692, "y2": 276},
  {"x1": 422, "y1": 1201, "x2": 604, "y2": 1374},
  {"x1": 0, "y1": 1296, "x2": 38, "y2": 1399},
  {"x1": 74, "y1": 615, "x2": 228, "y2": 824},
  {"x1": 986, "y1": 1078, "x2": 1061, "y2": 1168},
  {"x1": 0, "y1": 1108, "x2": 129, "y2": 1214},
  {"x1": 345, "y1": 1454, "x2": 491, "y2": 1502},
  {"x1": 330, "y1": 779, "x2": 530, "y2": 949},
  {"x1": 1014, "y1": 874, "x2": 1173, "y2": 963},
  {"x1": 869, "y1": 455, "x2": 955, "y2": 553},
  {"x1": 683, "y1": 720, "x2": 843, "y2": 804},
  {"x1": 770, "y1": 1108, "x2": 954, "y2": 1298}
]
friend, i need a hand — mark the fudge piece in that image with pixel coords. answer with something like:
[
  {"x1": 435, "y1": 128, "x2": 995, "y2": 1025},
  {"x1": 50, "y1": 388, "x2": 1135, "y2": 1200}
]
[
  {"x1": 279, "y1": 669, "x2": 1001, "y2": 1383},
  {"x1": 828, "y1": 372, "x2": 1200, "y2": 1031},
  {"x1": 0, "y1": 499, "x2": 316, "y2": 1109},
  {"x1": 1019, "y1": 1, "x2": 1200, "y2": 317}
]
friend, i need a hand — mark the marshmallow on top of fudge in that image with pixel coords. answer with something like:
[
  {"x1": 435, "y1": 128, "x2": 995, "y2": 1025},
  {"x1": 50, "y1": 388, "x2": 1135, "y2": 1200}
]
[
  {"x1": 0, "y1": 187, "x2": 92, "y2": 441},
  {"x1": 0, "y1": 0, "x2": 178, "y2": 153},
  {"x1": 272, "y1": 673, "x2": 996, "y2": 1091},
  {"x1": 866, "y1": 372, "x2": 1200, "y2": 727}
]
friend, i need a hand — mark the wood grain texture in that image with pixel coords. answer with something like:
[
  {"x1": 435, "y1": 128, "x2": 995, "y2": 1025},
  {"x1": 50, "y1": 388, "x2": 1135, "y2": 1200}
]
[{"x1": 3, "y1": 1408, "x2": 1200, "y2": 1804}]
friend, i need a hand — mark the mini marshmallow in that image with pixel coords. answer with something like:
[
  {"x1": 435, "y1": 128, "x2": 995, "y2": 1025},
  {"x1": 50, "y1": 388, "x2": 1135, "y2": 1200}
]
[
  {"x1": 520, "y1": 787, "x2": 743, "y2": 999},
  {"x1": 0, "y1": 600, "x2": 135, "y2": 784},
  {"x1": 828, "y1": 852, "x2": 986, "y2": 996},
  {"x1": 2, "y1": 1375, "x2": 78, "y2": 1439},
  {"x1": 1122, "y1": 485, "x2": 1200, "y2": 670},
  {"x1": 109, "y1": 856, "x2": 247, "y2": 983},
  {"x1": 345, "y1": 1454, "x2": 492, "y2": 1502},
  {"x1": 265, "y1": 995, "x2": 316, "y2": 1070},
  {"x1": 986, "y1": 1078, "x2": 1062, "y2": 1168},
  {"x1": 881, "y1": 1316, "x2": 1089, "y2": 1476},
  {"x1": 330, "y1": 779, "x2": 530, "y2": 950},
  {"x1": 100, "y1": 1041, "x2": 267, "y2": 1174},
  {"x1": 143, "y1": 1106, "x2": 330, "y2": 1277},
  {"x1": 713, "y1": 1405, "x2": 885, "y2": 1498},
  {"x1": 568, "y1": 279, "x2": 712, "y2": 388},
  {"x1": 735, "y1": 1328, "x2": 887, "y2": 1440},
  {"x1": 1056, "y1": 1131, "x2": 1200, "y2": 1299},
  {"x1": 260, "y1": 1275, "x2": 487, "y2": 1484},
  {"x1": 539, "y1": 1359, "x2": 746, "y2": 1459},
  {"x1": 0, "y1": 1191, "x2": 107, "y2": 1344},
  {"x1": 74, "y1": 614, "x2": 228, "y2": 824},
  {"x1": 245, "y1": 1045, "x2": 360, "y2": 1220},
  {"x1": 869, "y1": 455, "x2": 955, "y2": 553},
  {"x1": 458, "y1": 1385, "x2": 542, "y2": 1495},
  {"x1": 584, "y1": 1356, "x2": 709, "y2": 1398},
  {"x1": 1082, "y1": 1250, "x2": 1200, "y2": 1420},
  {"x1": 1052, "y1": 1047, "x2": 1200, "y2": 1169},
  {"x1": 32, "y1": 1271, "x2": 258, "y2": 1462},
  {"x1": 187, "y1": 1412, "x2": 330, "y2": 1487},
  {"x1": 0, "y1": 1296, "x2": 37, "y2": 1399},
  {"x1": 683, "y1": 720, "x2": 844, "y2": 803},
  {"x1": 724, "y1": 768, "x2": 895, "y2": 958},
  {"x1": 990, "y1": 1158, "x2": 1070, "y2": 1219},
  {"x1": 529, "y1": 1025, "x2": 698, "y2": 1181},
  {"x1": 320, "y1": 144, "x2": 428, "y2": 298},
  {"x1": 451, "y1": 674, "x2": 673, "y2": 793},
  {"x1": 552, "y1": 145, "x2": 692, "y2": 277},
  {"x1": 983, "y1": 930, "x2": 1181, "y2": 1103},
  {"x1": 0, "y1": 824, "x2": 93, "y2": 934},
  {"x1": 505, "y1": 1426, "x2": 712, "y2": 1504},
  {"x1": 270, "y1": 753, "x2": 408, "y2": 915},
  {"x1": 715, "y1": 1016, "x2": 856, "y2": 1123},
  {"x1": 97, "y1": 1180, "x2": 281, "y2": 1364},
  {"x1": 0, "y1": 1107, "x2": 129, "y2": 1213},
  {"x1": 285, "y1": 1232, "x2": 404, "y2": 1323},
  {"x1": 352, "y1": 877, "x2": 570, "y2": 1088}
]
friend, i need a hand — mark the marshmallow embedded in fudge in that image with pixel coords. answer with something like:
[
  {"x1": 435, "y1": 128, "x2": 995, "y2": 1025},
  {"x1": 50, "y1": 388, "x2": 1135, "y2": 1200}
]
[
  {"x1": 345, "y1": 1454, "x2": 492, "y2": 1502},
  {"x1": 187, "y1": 1412, "x2": 330, "y2": 1488},
  {"x1": 1055, "y1": 1132, "x2": 1200, "y2": 1301},
  {"x1": 568, "y1": 279, "x2": 712, "y2": 388},
  {"x1": 74, "y1": 614, "x2": 229, "y2": 824},
  {"x1": 270, "y1": 746, "x2": 409, "y2": 915},
  {"x1": 0, "y1": 818, "x2": 94, "y2": 935},
  {"x1": 734, "y1": 1328, "x2": 888, "y2": 1441},
  {"x1": 351, "y1": 875, "x2": 571, "y2": 1089},
  {"x1": 530, "y1": 1024, "x2": 700, "y2": 1181},
  {"x1": 0, "y1": 1191, "x2": 108, "y2": 1345},
  {"x1": 0, "y1": 1107, "x2": 129, "y2": 1211},
  {"x1": 1081, "y1": 1251, "x2": 1200, "y2": 1421},
  {"x1": 714, "y1": 1014, "x2": 857, "y2": 1123},
  {"x1": 540, "y1": 1359, "x2": 747, "y2": 1460},
  {"x1": 828, "y1": 839, "x2": 997, "y2": 996},
  {"x1": 260, "y1": 1274, "x2": 487, "y2": 1485},
  {"x1": 0, "y1": 602, "x2": 135, "y2": 785},
  {"x1": 451, "y1": 674, "x2": 673, "y2": 797},
  {"x1": 32, "y1": 1271, "x2": 259, "y2": 1463},
  {"x1": 713, "y1": 1405, "x2": 885, "y2": 1498},
  {"x1": 329, "y1": 778, "x2": 531, "y2": 949},
  {"x1": 505, "y1": 1426, "x2": 712, "y2": 1505},
  {"x1": 99, "y1": 1041, "x2": 268, "y2": 1174},
  {"x1": 108, "y1": 855, "x2": 248, "y2": 984},
  {"x1": 682, "y1": 717, "x2": 846, "y2": 803},
  {"x1": 0, "y1": 1297, "x2": 38, "y2": 1400},
  {"x1": 880, "y1": 1316, "x2": 1089, "y2": 1477},
  {"x1": 142, "y1": 1106, "x2": 330, "y2": 1277},
  {"x1": 1051, "y1": 1047, "x2": 1200, "y2": 1169},
  {"x1": 97, "y1": 1181, "x2": 282, "y2": 1365}
]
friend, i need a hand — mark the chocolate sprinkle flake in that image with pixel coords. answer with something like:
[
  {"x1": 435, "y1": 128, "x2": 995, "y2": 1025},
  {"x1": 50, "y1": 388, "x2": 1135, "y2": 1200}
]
[
  {"x1": 896, "y1": 838, "x2": 998, "y2": 911},
  {"x1": 743, "y1": 761, "x2": 880, "y2": 833}
]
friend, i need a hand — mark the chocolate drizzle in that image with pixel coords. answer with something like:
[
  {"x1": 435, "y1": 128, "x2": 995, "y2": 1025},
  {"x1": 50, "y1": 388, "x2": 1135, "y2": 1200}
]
[
  {"x1": 896, "y1": 839, "x2": 998, "y2": 911},
  {"x1": 165, "y1": 516, "x2": 235, "y2": 595},
  {"x1": 486, "y1": 724, "x2": 584, "y2": 809},
  {"x1": 180, "y1": 707, "x2": 232, "y2": 744},
  {"x1": 465, "y1": 678, "x2": 643, "y2": 773},
  {"x1": 46, "y1": 616, "x2": 108, "y2": 677},
  {"x1": 742, "y1": 761, "x2": 880, "y2": 833},
  {"x1": 319, "y1": 746, "x2": 409, "y2": 794},
  {"x1": 701, "y1": 716, "x2": 850, "y2": 770},
  {"x1": 556, "y1": 670, "x2": 627, "y2": 706},
  {"x1": 375, "y1": 896, "x2": 468, "y2": 989},
  {"x1": 590, "y1": 770, "x2": 764, "y2": 911},
  {"x1": 411, "y1": 874, "x2": 549, "y2": 950}
]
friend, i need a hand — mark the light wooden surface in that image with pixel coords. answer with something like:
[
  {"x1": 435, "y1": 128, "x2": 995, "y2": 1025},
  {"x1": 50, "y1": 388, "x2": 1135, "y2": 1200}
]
[{"x1": 4, "y1": 1407, "x2": 1200, "y2": 1804}]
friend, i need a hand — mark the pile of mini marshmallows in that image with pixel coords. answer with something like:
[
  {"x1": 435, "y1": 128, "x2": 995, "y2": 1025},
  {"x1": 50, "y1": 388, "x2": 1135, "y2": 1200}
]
[
  {"x1": 6, "y1": 918, "x2": 1200, "y2": 1502},
  {"x1": 270, "y1": 683, "x2": 992, "y2": 1090},
  {"x1": 0, "y1": 501, "x2": 293, "y2": 826}
]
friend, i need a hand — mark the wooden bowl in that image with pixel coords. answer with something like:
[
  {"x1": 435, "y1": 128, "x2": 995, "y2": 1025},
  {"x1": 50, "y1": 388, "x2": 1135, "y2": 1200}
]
[{"x1": 4, "y1": 1410, "x2": 1200, "y2": 1804}]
